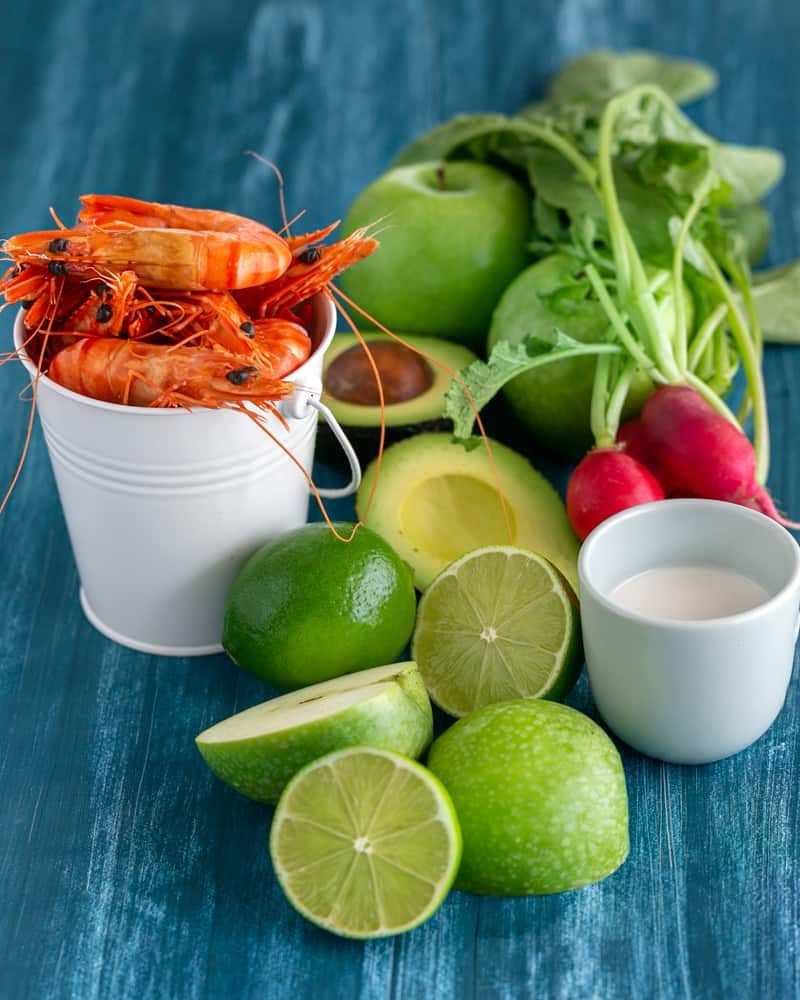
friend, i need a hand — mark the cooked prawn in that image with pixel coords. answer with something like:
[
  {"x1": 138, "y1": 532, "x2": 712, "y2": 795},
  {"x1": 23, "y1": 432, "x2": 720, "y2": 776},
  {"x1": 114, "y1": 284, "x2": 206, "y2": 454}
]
[
  {"x1": 251, "y1": 318, "x2": 312, "y2": 377},
  {"x1": 1, "y1": 189, "x2": 501, "y2": 549},
  {"x1": 4, "y1": 195, "x2": 293, "y2": 291},
  {"x1": 48, "y1": 337, "x2": 294, "y2": 409},
  {"x1": 233, "y1": 228, "x2": 378, "y2": 318},
  {"x1": 62, "y1": 270, "x2": 139, "y2": 337}
]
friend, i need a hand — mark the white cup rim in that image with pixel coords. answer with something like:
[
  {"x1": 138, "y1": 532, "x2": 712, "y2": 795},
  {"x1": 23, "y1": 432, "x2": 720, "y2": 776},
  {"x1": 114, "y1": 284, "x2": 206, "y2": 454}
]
[
  {"x1": 11, "y1": 291, "x2": 335, "y2": 416},
  {"x1": 578, "y1": 498, "x2": 800, "y2": 630}
]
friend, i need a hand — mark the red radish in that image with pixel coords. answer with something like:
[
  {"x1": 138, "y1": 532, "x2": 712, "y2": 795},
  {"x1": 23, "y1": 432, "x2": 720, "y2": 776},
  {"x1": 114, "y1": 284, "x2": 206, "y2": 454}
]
[
  {"x1": 567, "y1": 448, "x2": 665, "y2": 541},
  {"x1": 616, "y1": 419, "x2": 650, "y2": 466},
  {"x1": 639, "y1": 386, "x2": 796, "y2": 525},
  {"x1": 617, "y1": 418, "x2": 683, "y2": 496}
]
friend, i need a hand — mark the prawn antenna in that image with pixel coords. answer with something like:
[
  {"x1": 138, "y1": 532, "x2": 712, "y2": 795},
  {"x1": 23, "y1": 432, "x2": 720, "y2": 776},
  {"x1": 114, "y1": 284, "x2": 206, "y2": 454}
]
[
  {"x1": 48, "y1": 206, "x2": 68, "y2": 230},
  {"x1": 244, "y1": 151, "x2": 291, "y2": 237}
]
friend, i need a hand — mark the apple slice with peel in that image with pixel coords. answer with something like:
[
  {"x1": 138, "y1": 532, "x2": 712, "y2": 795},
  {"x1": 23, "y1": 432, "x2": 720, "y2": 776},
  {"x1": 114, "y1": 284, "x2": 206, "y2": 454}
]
[{"x1": 195, "y1": 662, "x2": 433, "y2": 804}]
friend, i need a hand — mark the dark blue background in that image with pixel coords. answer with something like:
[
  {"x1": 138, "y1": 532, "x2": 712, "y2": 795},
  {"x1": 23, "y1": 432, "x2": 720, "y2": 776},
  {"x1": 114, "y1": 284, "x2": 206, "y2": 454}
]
[{"x1": 2, "y1": 2, "x2": 799, "y2": 998}]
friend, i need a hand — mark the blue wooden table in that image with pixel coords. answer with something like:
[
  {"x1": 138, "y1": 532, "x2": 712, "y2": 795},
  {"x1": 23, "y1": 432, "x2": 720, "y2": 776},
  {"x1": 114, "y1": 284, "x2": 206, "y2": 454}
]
[{"x1": 2, "y1": 2, "x2": 800, "y2": 997}]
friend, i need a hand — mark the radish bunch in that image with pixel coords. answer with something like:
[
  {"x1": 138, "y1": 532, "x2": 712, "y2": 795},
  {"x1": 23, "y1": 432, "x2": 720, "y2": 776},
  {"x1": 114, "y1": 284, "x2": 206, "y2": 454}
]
[
  {"x1": 442, "y1": 85, "x2": 785, "y2": 545},
  {"x1": 567, "y1": 386, "x2": 793, "y2": 540},
  {"x1": 560, "y1": 88, "x2": 782, "y2": 540}
]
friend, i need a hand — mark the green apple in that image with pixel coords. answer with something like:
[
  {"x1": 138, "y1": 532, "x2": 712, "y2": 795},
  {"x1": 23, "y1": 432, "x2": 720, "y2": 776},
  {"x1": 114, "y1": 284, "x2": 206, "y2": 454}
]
[
  {"x1": 488, "y1": 253, "x2": 693, "y2": 456},
  {"x1": 340, "y1": 160, "x2": 531, "y2": 350},
  {"x1": 427, "y1": 700, "x2": 629, "y2": 895},
  {"x1": 196, "y1": 662, "x2": 432, "y2": 804}
]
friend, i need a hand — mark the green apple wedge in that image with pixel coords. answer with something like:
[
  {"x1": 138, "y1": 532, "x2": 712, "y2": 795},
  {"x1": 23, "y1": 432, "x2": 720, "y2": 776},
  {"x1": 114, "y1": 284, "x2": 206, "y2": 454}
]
[{"x1": 195, "y1": 662, "x2": 433, "y2": 804}]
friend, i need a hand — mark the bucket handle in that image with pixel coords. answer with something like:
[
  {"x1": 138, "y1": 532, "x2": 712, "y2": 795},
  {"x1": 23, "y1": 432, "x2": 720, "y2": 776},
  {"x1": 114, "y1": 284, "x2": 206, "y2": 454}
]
[{"x1": 305, "y1": 397, "x2": 362, "y2": 499}]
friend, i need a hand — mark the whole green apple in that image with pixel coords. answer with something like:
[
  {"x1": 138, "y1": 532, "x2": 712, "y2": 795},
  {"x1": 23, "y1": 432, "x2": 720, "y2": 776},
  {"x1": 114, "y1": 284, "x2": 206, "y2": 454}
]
[
  {"x1": 427, "y1": 700, "x2": 629, "y2": 895},
  {"x1": 340, "y1": 160, "x2": 531, "y2": 350}
]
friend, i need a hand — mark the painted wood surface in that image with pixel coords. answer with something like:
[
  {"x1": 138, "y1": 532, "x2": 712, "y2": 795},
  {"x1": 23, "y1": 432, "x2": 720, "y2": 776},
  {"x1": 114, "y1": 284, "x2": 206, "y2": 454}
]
[{"x1": 1, "y1": 1, "x2": 799, "y2": 997}]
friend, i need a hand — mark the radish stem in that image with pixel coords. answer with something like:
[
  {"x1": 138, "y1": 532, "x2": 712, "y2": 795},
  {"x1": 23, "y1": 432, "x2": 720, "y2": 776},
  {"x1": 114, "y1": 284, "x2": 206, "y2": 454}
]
[
  {"x1": 591, "y1": 353, "x2": 613, "y2": 447},
  {"x1": 701, "y1": 247, "x2": 769, "y2": 483},
  {"x1": 688, "y1": 303, "x2": 728, "y2": 371},
  {"x1": 605, "y1": 359, "x2": 639, "y2": 441},
  {"x1": 584, "y1": 265, "x2": 655, "y2": 374},
  {"x1": 672, "y1": 174, "x2": 715, "y2": 370}
]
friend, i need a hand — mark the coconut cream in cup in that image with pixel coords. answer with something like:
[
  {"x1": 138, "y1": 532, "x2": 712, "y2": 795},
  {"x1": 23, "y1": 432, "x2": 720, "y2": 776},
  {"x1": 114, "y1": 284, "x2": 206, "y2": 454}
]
[{"x1": 578, "y1": 499, "x2": 800, "y2": 764}]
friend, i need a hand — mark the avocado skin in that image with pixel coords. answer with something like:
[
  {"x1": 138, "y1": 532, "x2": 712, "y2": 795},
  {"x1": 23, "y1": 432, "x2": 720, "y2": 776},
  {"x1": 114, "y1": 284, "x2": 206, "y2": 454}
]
[{"x1": 318, "y1": 333, "x2": 479, "y2": 463}]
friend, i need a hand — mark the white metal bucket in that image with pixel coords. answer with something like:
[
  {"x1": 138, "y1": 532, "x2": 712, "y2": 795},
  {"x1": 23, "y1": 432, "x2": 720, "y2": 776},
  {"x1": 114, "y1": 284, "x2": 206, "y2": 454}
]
[{"x1": 13, "y1": 295, "x2": 360, "y2": 656}]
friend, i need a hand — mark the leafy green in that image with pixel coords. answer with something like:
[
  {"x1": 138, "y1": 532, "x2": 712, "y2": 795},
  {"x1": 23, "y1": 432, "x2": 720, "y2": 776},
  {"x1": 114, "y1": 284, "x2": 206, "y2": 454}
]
[
  {"x1": 521, "y1": 86, "x2": 784, "y2": 206},
  {"x1": 748, "y1": 261, "x2": 800, "y2": 343},
  {"x1": 547, "y1": 49, "x2": 718, "y2": 105},
  {"x1": 706, "y1": 143, "x2": 784, "y2": 205},
  {"x1": 386, "y1": 49, "x2": 792, "y2": 477},
  {"x1": 723, "y1": 203, "x2": 770, "y2": 265},
  {"x1": 636, "y1": 140, "x2": 715, "y2": 198},
  {"x1": 391, "y1": 108, "x2": 781, "y2": 287},
  {"x1": 444, "y1": 334, "x2": 622, "y2": 441}
]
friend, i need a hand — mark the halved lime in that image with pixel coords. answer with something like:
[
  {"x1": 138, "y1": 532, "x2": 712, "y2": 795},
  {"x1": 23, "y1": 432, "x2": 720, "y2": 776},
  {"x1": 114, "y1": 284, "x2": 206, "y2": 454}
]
[
  {"x1": 412, "y1": 546, "x2": 582, "y2": 717},
  {"x1": 270, "y1": 747, "x2": 461, "y2": 939}
]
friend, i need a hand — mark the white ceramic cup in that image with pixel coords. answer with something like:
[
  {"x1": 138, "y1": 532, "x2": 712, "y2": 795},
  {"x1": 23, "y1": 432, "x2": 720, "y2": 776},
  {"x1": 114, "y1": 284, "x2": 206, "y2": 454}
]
[{"x1": 579, "y1": 499, "x2": 800, "y2": 765}]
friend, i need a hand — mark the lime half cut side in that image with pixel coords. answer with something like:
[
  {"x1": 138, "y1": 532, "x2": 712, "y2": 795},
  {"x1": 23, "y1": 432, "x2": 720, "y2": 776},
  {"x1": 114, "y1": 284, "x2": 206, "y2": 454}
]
[
  {"x1": 412, "y1": 546, "x2": 582, "y2": 717},
  {"x1": 270, "y1": 747, "x2": 461, "y2": 939}
]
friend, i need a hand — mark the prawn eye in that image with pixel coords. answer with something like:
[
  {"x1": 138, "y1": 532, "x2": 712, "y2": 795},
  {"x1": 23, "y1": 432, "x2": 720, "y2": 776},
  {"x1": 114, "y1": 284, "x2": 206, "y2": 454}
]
[
  {"x1": 298, "y1": 246, "x2": 321, "y2": 264},
  {"x1": 21, "y1": 299, "x2": 34, "y2": 310},
  {"x1": 239, "y1": 321, "x2": 255, "y2": 337},
  {"x1": 95, "y1": 282, "x2": 109, "y2": 296},
  {"x1": 95, "y1": 303, "x2": 113, "y2": 324},
  {"x1": 48, "y1": 237, "x2": 69, "y2": 254},
  {"x1": 48, "y1": 260, "x2": 68, "y2": 276},
  {"x1": 226, "y1": 367, "x2": 258, "y2": 385}
]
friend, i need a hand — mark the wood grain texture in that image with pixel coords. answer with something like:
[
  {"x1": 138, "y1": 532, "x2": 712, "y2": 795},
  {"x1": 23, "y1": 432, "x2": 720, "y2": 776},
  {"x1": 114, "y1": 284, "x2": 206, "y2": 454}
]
[{"x1": 1, "y1": 1, "x2": 799, "y2": 997}]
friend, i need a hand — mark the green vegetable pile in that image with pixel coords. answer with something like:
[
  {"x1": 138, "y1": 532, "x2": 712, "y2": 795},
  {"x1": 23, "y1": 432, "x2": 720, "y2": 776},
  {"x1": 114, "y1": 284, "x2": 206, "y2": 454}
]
[{"x1": 392, "y1": 49, "x2": 799, "y2": 482}]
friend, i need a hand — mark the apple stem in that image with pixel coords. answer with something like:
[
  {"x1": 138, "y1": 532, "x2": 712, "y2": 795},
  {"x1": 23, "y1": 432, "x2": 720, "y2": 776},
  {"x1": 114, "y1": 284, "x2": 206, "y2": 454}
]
[{"x1": 436, "y1": 166, "x2": 447, "y2": 191}]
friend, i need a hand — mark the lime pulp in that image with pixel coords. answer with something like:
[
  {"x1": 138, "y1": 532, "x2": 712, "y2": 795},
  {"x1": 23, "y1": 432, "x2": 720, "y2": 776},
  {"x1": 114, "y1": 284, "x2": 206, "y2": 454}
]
[
  {"x1": 270, "y1": 747, "x2": 462, "y2": 939},
  {"x1": 412, "y1": 545, "x2": 581, "y2": 717}
]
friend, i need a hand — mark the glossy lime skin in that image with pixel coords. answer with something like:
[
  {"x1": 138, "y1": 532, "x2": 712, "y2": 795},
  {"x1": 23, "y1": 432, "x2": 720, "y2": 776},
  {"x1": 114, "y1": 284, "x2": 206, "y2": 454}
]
[
  {"x1": 488, "y1": 253, "x2": 655, "y2": 456},
  {"x1": 340, "y1": 161, "x2": 531, "y2": 351},
  {"x1": 223, "y1": 522, "x2": 417, "y2": 688},
  {"x1": 427, "y1": 700, "x2": 629, "y2": 896}
]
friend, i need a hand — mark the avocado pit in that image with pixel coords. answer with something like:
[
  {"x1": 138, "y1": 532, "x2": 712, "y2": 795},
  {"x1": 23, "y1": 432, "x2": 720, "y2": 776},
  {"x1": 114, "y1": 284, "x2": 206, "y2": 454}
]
[{"x1": 325, "y1": 341, "x2": 434, "y2": 406}]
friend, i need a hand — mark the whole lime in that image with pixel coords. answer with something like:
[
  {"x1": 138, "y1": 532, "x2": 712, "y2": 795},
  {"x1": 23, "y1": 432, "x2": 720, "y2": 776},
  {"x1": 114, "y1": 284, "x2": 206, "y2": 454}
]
[
  {"x1": 427, "y1": 700, "x2": 629, "y2": 895},
  {"x1": 223, "y1": 522, "x2": 416, "y2": 688}
]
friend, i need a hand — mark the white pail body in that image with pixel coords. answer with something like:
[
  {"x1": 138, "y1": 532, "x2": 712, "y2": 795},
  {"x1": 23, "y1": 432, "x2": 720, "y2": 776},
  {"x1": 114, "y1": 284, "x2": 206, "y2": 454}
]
[{"x1": 13, "y1": 294, "x2": 359, "y2": 656}]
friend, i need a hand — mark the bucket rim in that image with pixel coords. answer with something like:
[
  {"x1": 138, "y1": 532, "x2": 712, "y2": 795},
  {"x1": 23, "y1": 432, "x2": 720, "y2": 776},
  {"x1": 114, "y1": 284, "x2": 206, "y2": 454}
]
[{"x1": 12, "y1": 291, "x2": 336, "y2": 416}]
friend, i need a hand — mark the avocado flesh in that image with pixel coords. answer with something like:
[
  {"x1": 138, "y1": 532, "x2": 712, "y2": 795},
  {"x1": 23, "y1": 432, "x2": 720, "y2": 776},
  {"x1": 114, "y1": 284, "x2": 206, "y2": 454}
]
[
  {"x1": 319, "y1": 333, "x2": 478, "y2": 459},
  {"x1": 356, "y1": 432, "x2": 579, "y2": 593}
]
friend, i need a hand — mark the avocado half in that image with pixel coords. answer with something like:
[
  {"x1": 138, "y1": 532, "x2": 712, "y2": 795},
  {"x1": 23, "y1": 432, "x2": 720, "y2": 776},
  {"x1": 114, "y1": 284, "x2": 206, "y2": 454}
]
[
  {"x1": 356, "y1": 432, "x2": 579, "y2": 593},
  {"x1": 318, "y1": 332, "x2": 478, "y2": 461}
]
